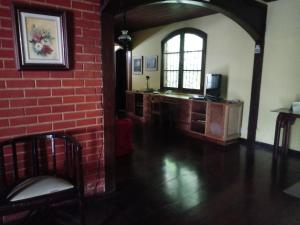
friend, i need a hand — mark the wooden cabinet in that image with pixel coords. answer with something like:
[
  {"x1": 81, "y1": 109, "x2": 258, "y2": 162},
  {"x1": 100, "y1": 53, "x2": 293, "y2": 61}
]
[
  {"x1": 205, "y1": 102, "x2": 243, "y2": 142},
  {"x1": 125, "y1": 92, "x2": 135, "y2": 113},
  {"x1": 143, "y1": 94, "x2": 152, "y2": 122},
  {"x1": 125, "y1": 91, "x2": 151, "y2": 123},
  {"x1": 190, "y1": 101, "x2": 207, "y2": 134},
  {"x1": 149, "y1": 95, "x2": 161, "y2": 124},
  {"x1": 176, "y1": 99, "x2": 191, "y2": 131},
  {"x1": 134, "y1": 93, "x2": 143, "y2": 117},
  {"x1": 125, "y1": 91, "x2": 243, "y2": 144}
]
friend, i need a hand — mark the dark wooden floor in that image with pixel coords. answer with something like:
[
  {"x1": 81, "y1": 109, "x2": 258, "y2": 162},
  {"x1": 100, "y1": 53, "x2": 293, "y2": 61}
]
[{"x1": 33, "y1": 124, "x2": 300, "y2": 225}]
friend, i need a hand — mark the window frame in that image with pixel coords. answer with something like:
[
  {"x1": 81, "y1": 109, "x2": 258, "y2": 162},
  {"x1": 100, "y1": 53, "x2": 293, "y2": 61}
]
[{"x1": 161, "y1": 28, "x2": 207, "y2": 94}]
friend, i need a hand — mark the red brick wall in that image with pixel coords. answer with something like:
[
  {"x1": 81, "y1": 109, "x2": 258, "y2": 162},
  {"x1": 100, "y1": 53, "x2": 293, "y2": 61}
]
[{"x1": 0, "y1": 0, "x2": 104, "y2": 195}]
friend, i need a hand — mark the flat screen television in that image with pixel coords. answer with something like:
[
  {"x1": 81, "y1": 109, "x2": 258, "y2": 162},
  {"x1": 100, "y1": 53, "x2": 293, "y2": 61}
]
[{"x1": 206, "y1": 74, "x2": 222, "y2": 99}]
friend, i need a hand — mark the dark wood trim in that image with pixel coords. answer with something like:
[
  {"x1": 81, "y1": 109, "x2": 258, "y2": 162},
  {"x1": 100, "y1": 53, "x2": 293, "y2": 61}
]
[
  {"x1": 160, "y1": 45, "x2": 164, "y2": 92},
  {"x1": 239, "y1": 138, "x2": 300, "y2": 159},
  {"x1": 178, "y1": 32, "x2": 184, "y2": 91},
  {"x1": 103, "y1": 0, "x2": 266, "y2": 41},
  {"x1": 100, "y1": 0, "x2": 111, "y2": 12},
  {"x1": 126, "y1": 50, "x2": 132, "y2": 91},
  {"x1": 101, "y1": 12, "x2": 116, "y2": 193},
  {"x1": 254, "y1": 141, "x2": 274, "y2": 151},
  {"x1": 247, "y1": 42, "x2": 265, "y2": 144},
  {"x1": 254, "y1": 141, "x2": 300, "y2": 159},
  {"x1": 160, "y1": 28, "x2": 207, "y2": 94}
]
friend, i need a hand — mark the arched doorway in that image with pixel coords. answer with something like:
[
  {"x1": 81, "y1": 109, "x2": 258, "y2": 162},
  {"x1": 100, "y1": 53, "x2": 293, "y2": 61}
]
[{"x1": 101, "y1": 0, "x2": 267, "y2": 192}]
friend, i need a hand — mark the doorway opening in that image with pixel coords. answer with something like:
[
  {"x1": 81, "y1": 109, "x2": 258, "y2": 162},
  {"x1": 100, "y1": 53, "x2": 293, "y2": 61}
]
[{"x1": 101, "y1": 0, "x2": 267, "y2": 192}]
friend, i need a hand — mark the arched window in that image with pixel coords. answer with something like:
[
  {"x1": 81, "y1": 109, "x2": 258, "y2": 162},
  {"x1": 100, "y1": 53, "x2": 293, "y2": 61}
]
[{"x1": 161, "y1": 28, "x2": 207, "y2": 93}]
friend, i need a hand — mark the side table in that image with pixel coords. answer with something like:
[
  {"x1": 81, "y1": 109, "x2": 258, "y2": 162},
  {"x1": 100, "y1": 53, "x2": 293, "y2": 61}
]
[{"x1": 272, "y1": 108, "x2": 300, "y2": 158}]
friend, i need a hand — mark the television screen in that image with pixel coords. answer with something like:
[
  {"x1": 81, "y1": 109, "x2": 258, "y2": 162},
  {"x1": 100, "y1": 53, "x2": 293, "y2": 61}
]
[{"x1": 206, "y1": 74, "x2": 221, "y2": 98}]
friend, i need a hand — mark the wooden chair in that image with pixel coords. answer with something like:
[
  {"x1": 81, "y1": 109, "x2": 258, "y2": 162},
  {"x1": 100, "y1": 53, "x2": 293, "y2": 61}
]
[{"x1": 0, "y1": 133, "x2": 85, "y2": 225}]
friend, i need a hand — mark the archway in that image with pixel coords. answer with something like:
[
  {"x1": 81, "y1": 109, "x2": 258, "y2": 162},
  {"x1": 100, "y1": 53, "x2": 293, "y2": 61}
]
[{"x1": 101, "y1": 0, "x2": 267, "y2": 192}]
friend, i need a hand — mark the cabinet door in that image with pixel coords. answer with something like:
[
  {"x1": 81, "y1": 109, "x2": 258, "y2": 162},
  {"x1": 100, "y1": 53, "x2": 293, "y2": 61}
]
[
  {"x1": 205, "y1": 103, "x2": 226, "y2": 140},
  {"x1": 225, "y1": 103, "x2": 243, "y2": 140},
  {"x1": 126, "y1": 93, "x2": 135, "y2": 113},
  {"x1": 176, "y1": 100, "x2": 191, "y2": 131},
  {"x1": 143, "y1": 94, "x2": 151, "y2": 122},
  {"x1": 134, "y1": 93, "x2": 144, "y2": 116}
]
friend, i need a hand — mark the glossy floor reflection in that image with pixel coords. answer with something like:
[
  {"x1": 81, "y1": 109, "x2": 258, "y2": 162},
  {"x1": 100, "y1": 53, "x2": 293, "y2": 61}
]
[
  {"x1": 86, "y1": 125, "x2": 300, "y2": 225},
  {"x1": 28, "y1": 124, "x2": 300, "y2": 225}
]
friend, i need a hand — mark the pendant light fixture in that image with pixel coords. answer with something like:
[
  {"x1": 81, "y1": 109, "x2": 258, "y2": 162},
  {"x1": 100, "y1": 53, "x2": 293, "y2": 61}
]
[
  {"x1": 118, "y1": 11, "x2": 131, "y2": 45},
  {"x1": 118, "y1": 30, "x2": 131, "y2": 42}
]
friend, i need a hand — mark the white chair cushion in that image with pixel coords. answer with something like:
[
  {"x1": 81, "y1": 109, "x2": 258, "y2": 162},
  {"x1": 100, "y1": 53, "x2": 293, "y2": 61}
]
[{"x1": 7, "y1": 175, "x2": 74, "y2": 202}]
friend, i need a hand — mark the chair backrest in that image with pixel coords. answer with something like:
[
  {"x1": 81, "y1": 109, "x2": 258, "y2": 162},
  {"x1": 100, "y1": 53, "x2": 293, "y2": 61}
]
[{"x1": 0, "y1": 133, "x2": 83, "y2": 192}]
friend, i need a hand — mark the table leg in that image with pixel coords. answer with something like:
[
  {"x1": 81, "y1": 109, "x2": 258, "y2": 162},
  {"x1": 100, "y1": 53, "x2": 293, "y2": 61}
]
[
  {"x1": 273, "y1": 113, "x2": 283, "y2": 159},
  {"x1": 282, "y1": 118, "x2": 295, "y2": 155},
  {"x1": 282, "y1": 118, "x2": 289, "y2": 155}
]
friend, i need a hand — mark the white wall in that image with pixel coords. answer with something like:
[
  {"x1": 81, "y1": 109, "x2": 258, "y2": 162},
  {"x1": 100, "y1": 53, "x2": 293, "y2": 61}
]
[
  {"x1": 132, "y1": 14, "x2": 255, "y2": 139},
  {"x1": 257, "y1": 0, "x2": 300, "y2": 151}
]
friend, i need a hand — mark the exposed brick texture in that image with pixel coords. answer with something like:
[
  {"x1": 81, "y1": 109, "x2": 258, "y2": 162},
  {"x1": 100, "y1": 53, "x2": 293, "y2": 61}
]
[{"x1": 0, "y1": 0, "x2": 104, "y2": 195}]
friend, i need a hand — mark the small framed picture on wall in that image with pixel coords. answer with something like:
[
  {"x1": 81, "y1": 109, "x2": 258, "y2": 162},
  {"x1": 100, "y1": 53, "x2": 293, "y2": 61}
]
[
  {"x1": 132, "y1": 56, "x2": 143, "y2": 75},
  {"x1": 145, "y1": 55, "x2": 158, "y2": 71},
  {"x1": 12, "y1": 4, "x2": 69, "y2": 70}
]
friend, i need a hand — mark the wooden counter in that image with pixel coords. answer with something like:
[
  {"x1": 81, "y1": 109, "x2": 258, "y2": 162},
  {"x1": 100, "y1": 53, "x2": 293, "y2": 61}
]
[{"x1": 125, "y1": 91, "x2": 243, "y2": 144}]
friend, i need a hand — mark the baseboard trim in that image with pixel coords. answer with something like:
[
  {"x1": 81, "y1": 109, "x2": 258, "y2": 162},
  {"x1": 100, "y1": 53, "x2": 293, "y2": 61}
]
[
  {"x1": 254, "y1": 141, "x2": 273, "y2": 150},
  {"x1": 238, "y1": 138, "x2": 300, "y2": 158}
]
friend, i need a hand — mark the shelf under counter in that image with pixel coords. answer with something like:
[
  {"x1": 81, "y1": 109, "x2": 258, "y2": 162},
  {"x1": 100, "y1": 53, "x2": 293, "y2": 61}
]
[
  {"x1": 125, "y1": 90, "x2": 243, "y2": 145},
  {"x1": 191, "y1": 120, "x2": 206, "y2": 124},
  {"x1": 190, "y1": 121, "x2": 206, "y2": 134},
  {"x1": 191, "y1": 112, "x2": 206, "y2": 121}
]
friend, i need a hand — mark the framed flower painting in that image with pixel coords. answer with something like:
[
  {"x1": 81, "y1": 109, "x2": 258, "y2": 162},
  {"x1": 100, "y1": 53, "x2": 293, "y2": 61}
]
[{"x1": 12, "y1": 4, "x2": 69, "y2": 70}]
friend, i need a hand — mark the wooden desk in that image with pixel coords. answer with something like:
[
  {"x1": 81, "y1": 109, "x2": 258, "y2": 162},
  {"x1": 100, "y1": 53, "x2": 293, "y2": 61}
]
[
  {"x1": 272, "y1": 108, "x2": 300, "y2": 158},
  {"x1": 126, "y1": 91, "x2": 243, "y2": 144}
]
